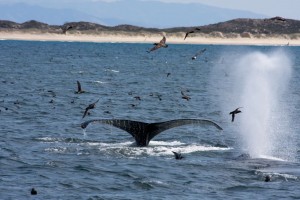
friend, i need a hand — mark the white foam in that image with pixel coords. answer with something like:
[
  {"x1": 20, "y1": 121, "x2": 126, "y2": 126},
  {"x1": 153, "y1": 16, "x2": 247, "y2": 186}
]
[
  {"x1": 86, "y1": 140, "x2": 231, "y2": 157},
  {"x1": 256, "y1": 154, "x2": 287, "y2": 162},
  {"x1": 104, "y1": 69, "x2": 119, "y2": 73},
  {"x1": 93, "y1": 80, "x2": 107, "y2": 84}
]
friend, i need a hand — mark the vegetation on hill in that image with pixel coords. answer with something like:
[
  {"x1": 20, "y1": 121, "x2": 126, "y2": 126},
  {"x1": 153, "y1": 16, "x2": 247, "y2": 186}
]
[{"x1": 0, "y1": 17, "x2": 299, "y2": 37}]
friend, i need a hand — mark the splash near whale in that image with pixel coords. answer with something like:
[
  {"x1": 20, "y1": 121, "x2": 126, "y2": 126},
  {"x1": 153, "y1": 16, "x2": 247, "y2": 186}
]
[
  {"x1": 222, "y1": 50, "x2": 295, "y2": 160},
  {"x1": 81, "y1": 119, "x2": 223, "y2": 147}
]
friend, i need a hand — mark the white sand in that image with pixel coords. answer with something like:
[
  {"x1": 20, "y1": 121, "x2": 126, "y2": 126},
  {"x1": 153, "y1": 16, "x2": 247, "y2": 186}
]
[{"x1": 0, "y1": 31, "x2": 299, "y2": 46}]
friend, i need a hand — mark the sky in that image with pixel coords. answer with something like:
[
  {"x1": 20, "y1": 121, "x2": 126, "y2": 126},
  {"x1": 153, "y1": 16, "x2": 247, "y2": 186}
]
[
  {"x1": 0, "y1": 0, "x2": 299, "y2": 27},
  {"x1": 0, "y1": 0, "x2": 299, "y2": 20}
]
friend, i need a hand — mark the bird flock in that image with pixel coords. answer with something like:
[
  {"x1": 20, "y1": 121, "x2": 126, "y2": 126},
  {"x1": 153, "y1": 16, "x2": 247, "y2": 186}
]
[{"x1": 72, "y1": 30, "x2": 244, "y2": 161}]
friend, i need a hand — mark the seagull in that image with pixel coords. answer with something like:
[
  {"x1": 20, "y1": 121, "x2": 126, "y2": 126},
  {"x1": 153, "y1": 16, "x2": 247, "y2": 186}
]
[
  {"x1": 172, "y1": 151, "x2": 184, "y2": 160},
  {"x1": 82, "y1": 99, "x2": 99, "y2": 118},
  {"x1": 75, "y1": 81, "x2": 85, "y2": 94},
  {"x1": 184, "y1": 28, "x2": 201, "y2": 40},
  {"x1": 148, "y1": 36, "x2": 168, "y2": 52},
  {"x1": 192, "y1": 48, "x2": 207, "y2": 60},
  {"x1": 181, "y1": 91, "x2": 191, "y2": 101},
  {"x1": 229, "y1": 107, "x2": 242, "y2": 122}
]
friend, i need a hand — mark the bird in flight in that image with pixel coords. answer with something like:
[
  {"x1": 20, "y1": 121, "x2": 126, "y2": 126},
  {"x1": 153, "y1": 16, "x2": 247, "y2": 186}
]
[
  {"x1": 229, "y1": 107, "x2": 242, "y2": 122},
  {"x1": 62, "y1": 25, "x2": 73, "y2": 34},
  {"x1": 181, "y1": 91, "x2": 191, "y2": 101},
  {"x1": 148, "y1": 36, "x2": 168, "y2": 52},
  {"x1": 75, "y1": 81, "x2": 85, "y2": 94},
  {"x1": 82, "y1": 99, "x2": 99, "y2": 118},
  {"x1": 184, "y1": 28, "x2": 201, "y2": 40}
]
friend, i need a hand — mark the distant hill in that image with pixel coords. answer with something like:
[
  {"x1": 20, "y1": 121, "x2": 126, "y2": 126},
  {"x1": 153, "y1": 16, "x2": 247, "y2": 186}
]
[
  {"x1": 0, "y1": 17, "x2": 299, "y2": 36},
  {"x1": 0, "y1": 1, "x2": 267, "y2": 28}
]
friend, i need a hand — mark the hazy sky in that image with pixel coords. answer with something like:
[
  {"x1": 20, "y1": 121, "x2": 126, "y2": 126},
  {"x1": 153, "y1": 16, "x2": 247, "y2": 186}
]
[{"x1": 0, "y1": 0, "x2": 299, "y2": 20}]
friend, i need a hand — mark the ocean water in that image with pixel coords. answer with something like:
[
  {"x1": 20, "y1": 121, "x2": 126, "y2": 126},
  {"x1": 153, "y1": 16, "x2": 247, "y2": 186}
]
[{"x1": 0, "y1": 40, "x2": 300, "y2": 199}]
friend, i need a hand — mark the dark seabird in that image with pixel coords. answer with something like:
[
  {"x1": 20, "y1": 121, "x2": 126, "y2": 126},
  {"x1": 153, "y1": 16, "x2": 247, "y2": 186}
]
[
  {"x1": 75, "y1": 81, "x2": 85, "y2": 94},
  {"x1": 134, "y1": 96, "x2": 141, "y2": 101},
  {"x1": 192, "y1": 48, "x2": 207, "y2": 60},
  {"x1": 264, "y1": 175, "x2": 271, "y2": 182},
  {"x1": 166, "y1": 72, "x2": 171, "y2": 77},
  {"x1": 269, "y1": 16, "x2": 286, "y2": 22},
  {"x1": 184, "y1": 28, "x2": 201, "y2": 40},
  {"x1": 62, "y1": 25, "x2": 73, "y2": 34},
  {"x1": 82, "y1": 99, "x2": 99, "y2": 118},
  {"x1": 0, "y1": 106, "x2": 8, "y2": 111},
  {"x1": 148, "y1": 36, "x2": 168, "y2": 52},
  {"x1": 81, "y1": 118, "x2": 223, "y2": 147},
  {"x1": 31, "y1": 188, "x2": 37, "y2": 195},
  {"x1": 172, "y1": 151, "x2": 184, "y2": 159},
  {"x1": 229, "y1": 107, "x2": 242, "y2": 122},
  {"x1": 181, "y1": 91, "x2": 191, "y2": 101}
]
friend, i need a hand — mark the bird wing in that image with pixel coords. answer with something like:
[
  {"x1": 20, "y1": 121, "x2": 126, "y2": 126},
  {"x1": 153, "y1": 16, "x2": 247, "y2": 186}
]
[
  {"x1": 231, "y1": 114, "x2": 235, "y2": 122},
  {"x1": 195, "y1": 48, "x2": 207, "y2": 57},
  {"x1": 160, "y1": 36, "x2": 166, "y2": 44},
  {"x1": 149, "y1": 43, "x2": 162, "y2": 52},
  {"x1": 82, "y1": 108, "x2": 89, "y2": 118},
  {"x1": 77, "y1": 81, "x2": 82, "y2": 92},
  {"x1": 93, "y1": 99, "x2": 100, "y2": 105},
  {"x1": 184, "y1": 33, "x2": 189, "y2": 40}
]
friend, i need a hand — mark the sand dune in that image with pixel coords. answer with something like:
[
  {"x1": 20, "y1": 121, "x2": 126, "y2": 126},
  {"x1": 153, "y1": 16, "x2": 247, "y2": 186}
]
[{"x1": 0, "y1": 31, "x2": 298, "y2": 46}]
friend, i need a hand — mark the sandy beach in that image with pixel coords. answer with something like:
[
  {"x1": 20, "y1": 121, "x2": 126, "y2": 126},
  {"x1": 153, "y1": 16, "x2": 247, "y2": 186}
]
[{"x1": 0, "y1": 31, "x2": 299, "y2": 46}]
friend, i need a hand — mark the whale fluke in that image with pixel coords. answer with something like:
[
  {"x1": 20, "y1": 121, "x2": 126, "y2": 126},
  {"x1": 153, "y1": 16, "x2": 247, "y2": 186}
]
[{"x1": 81, "y1": 119, "x2": 222, "y2": 147}]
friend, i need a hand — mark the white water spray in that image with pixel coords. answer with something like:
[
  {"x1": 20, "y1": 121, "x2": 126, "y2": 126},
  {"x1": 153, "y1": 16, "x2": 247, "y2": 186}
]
[
  {"x1": 213, "y1": 49, "x2": 296, "y2": 160},
  {"x1": 234, "y1": 50, "x2": 292, "y2": 159}
]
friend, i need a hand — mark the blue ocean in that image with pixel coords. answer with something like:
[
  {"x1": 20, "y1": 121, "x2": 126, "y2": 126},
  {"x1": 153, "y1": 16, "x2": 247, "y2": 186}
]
[{"x1": 1, "y1": 40, "x2": 300, "y2": 199}]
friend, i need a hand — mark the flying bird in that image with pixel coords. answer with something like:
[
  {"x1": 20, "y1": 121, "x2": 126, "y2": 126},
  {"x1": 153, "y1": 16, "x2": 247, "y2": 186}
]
[
  {"x1": 134, "y1": 96, "x2": 141, "y2": 101},
  {"x1": 181, "y1": 91, "x2": 191, "y2": 101},
  {"x1": 269, "y1": 16, "x2": 286, "y2": 22},
  {"x1": 192, "y1": 48, "x2": 207, "y2": 60},
  {"x1": 229, "y1": 107, "x2": 242, "y2": 122},
  {"x1": 62, "y1": 25, "x2": 73, "y2": 34},
  {"x1": 148, "y1": 36, "x2": 168, "y2": 52},
  {"x1": 172, "y1": 151, "x2": 184, "y2": 160},
  {"x1": 75, "y1": 81, "x2": 85, "y2": 94},
  {"x1": 184, "y1": 28, "x2": 201, "y2": 40},
  {"x1": 82, "y1": 99, "x2": 99, "y2": 118}
]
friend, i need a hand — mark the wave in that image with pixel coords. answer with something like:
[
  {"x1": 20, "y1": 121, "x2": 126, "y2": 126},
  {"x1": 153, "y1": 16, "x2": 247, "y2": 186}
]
[
  {"x1": 37, "y1": 137, "x2": 231, "y2": 157},
  {"x1": 255, "y1": 154, "x2": 287, "y2": 162}
]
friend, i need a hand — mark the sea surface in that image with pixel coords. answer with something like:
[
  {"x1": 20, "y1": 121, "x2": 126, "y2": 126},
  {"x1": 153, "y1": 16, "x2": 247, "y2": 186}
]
[{"x1": 0, "y1": 40, "x2": 300, "y2": 199}]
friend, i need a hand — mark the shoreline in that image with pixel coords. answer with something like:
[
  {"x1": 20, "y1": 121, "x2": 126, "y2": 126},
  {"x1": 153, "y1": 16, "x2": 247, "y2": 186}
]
[{"x1": 0, "y1": 32, "x2": 298, "y2": 46}]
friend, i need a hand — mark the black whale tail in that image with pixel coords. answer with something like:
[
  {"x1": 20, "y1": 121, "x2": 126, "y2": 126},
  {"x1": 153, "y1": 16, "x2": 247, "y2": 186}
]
[{"x1": 81, "y1": 119, "x2": 223, "y2": 147}]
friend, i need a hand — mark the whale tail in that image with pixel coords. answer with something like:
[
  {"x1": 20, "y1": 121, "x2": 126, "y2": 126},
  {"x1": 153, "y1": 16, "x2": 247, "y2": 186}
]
[{"x1": 81, "y1": 119, "x2": 222, "y2": 147}]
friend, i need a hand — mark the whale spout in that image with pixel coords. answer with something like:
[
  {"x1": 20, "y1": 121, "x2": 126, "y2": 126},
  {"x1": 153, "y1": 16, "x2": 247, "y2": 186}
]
[{"x1": 81, "y1": 119, "x2": 223, "y2": 147}]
